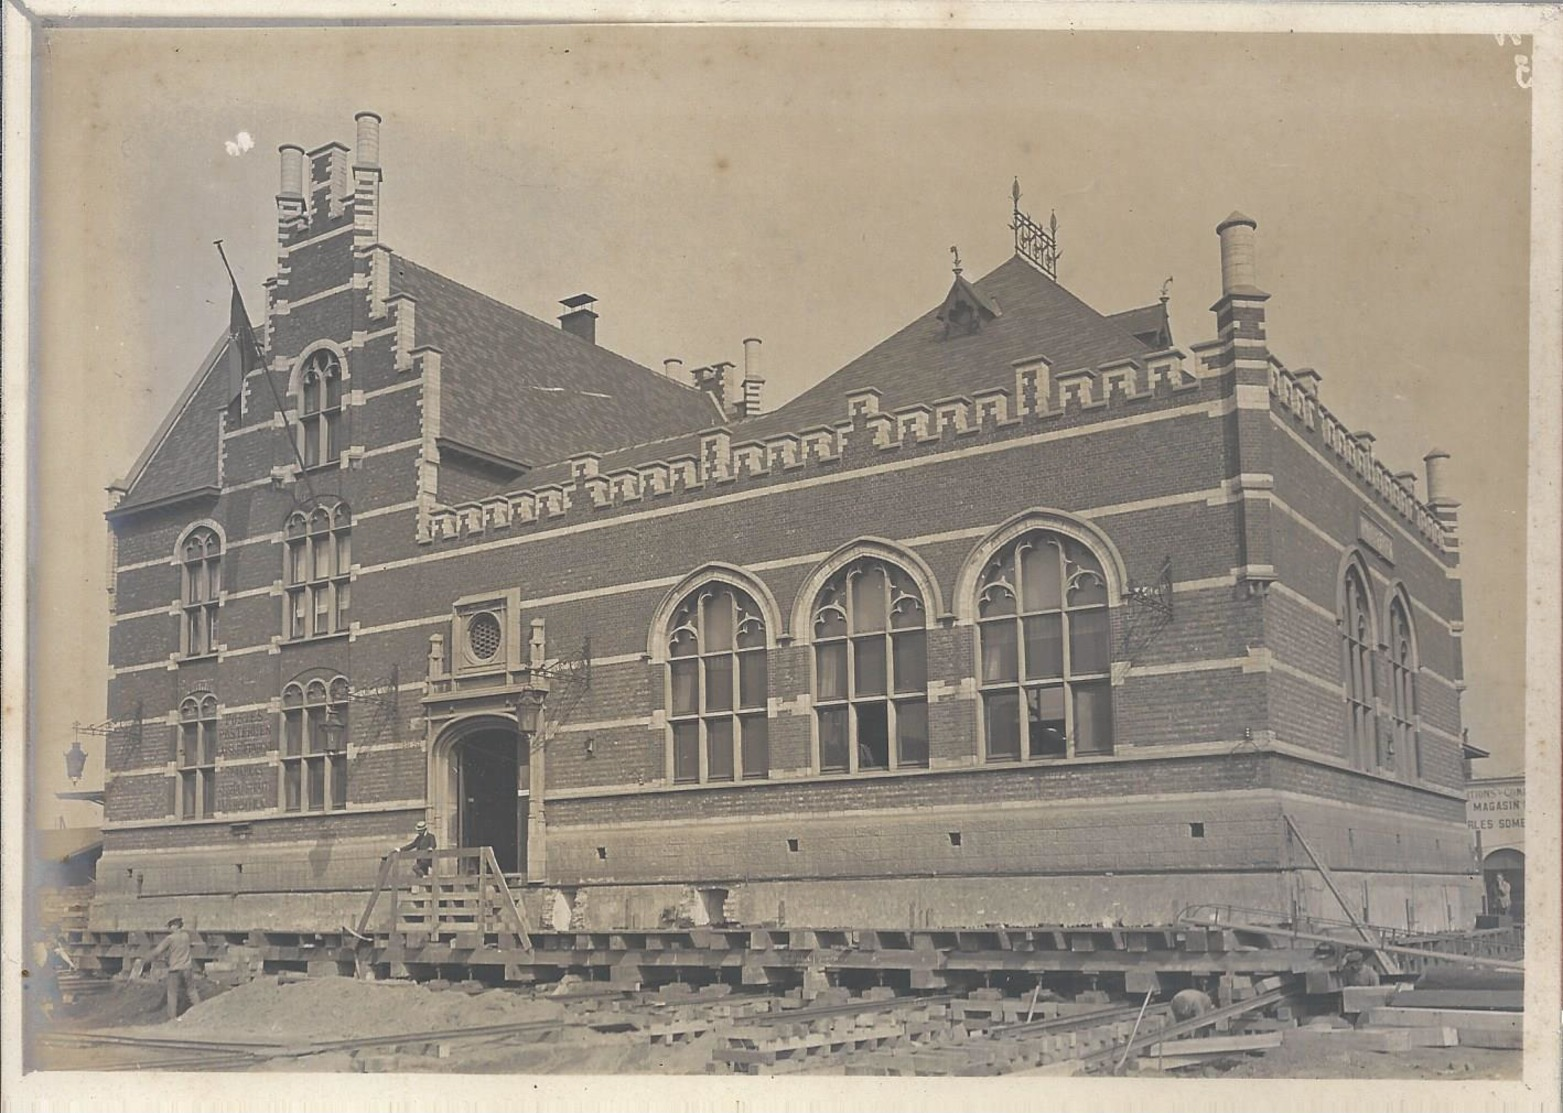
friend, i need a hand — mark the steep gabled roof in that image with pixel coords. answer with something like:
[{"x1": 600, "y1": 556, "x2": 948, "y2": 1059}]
[
  {"x1": 113, "y1": 332, "x2": 231, "y2": 513},
  {"x1": 389, "y1": 258, "x2": 720, "y2": 469},
  {"x1": 514, "y1": 254, "x2": 1159, "y2": 491}
]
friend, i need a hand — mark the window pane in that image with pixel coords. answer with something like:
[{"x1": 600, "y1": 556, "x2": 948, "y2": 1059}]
[
  {"x1": 814, "y1": 604, "x2": 847, "y2": 641},
  {"x1": 306, "y1": 707, "x2": 324, "y2": 754},
  {"x1": 853, "y1": 636, "x2": 887, "y2": 697},
  {"x1": 284, "y1": 761, "x2": 301, "y2": 811},
  {"x1": 889, "y1": 582, "x2": 924, "y2": 630},
  {"x1": 670, "y1": 660, "x2": 699, "y2": 717},
  {"x1": 740, "y1": 715, "x2": 768, "y2": 779},
  {"x1": 670, "y1": 626, "x2": 697, "y2": 658},
  {"x1": 307, "y1": 757, "x2": 326, "y2": 810},
  {"x1": 325, "y1": 413, "x2": 340, "y2": 462},
  {"x1": 738, "y1": 651, "x2": 767, "y2": 710},
  {"x1": 314, "y1": 590, "x2": 330, "y2": 635},
  {"x1": 330, "y1": 754, "x2": 347, "y2": 809},
  {"x1": 326, "y1": 370, "x2": 342, "y2": 408},
  {"x1": 706, "y1": 718, "x2": 735, "y2": 782},
  {"x1": 896, "y1": 700, "x2": 929, "y2": 768},
  {"x1": 704, "y1": 656, "x2": 734, "y2": 712},
  {"x1": 735, "y1": 614, "x2": 766, "y2": 650},
  {"x1": 1068, "y1": 609, "x2": 1112, "y2": 674},
  {"x1": 208, "y1": 558, "x2": 222, "y2": 598},
  {"x1": 856, "y1": 703, "x2": 889, "y2": 770},
  {"x1": 984, "y1": 691, "x2": 1021, "y2": 761},
  {"x1": 201, "y1": 721, "x2": 217, "y2": 766},
  {"x1": 816, "y1": 642, "x2": 848, "y2": 702},
  {"x1": 672, "y1": 722, "x2": 700, "y2": 783},
  {"x1": 978, "y1": 583, "x2": 1017, "y2": 618},
  {"x1": 1027, "y1": 686, "x2": 1067, "y2": 758},
  {"x1": 182, "y1": 771, "x2": 197, "y2": 818},
  {"x1": 303, "y1": 418, "x2": 320, "y2": 467},
  {"x1": 703, "y1": 591, "x2": 734, "y2": 651},
  {"x1": 1073, "y1": 681, "x2": 1114, "y2": 755},
  {"x1": 284, "y1": 711, "x2": 303, "y2": 756},
  {"x1": 189, "y1": 614, "x2": 206, "y2": 657},
  {"x1": 207, "y1": 608, "x2": 220, "y2": 650},
  {"x1": 1066, "y1": 542, "x2": 1109, "y2": 606},
  {"x1": 819, "y1": 707, "x2": 850, "y2": 773},
  {"x1": 290, "y1": 542, "x2": 307, "y2": 584},
  {"x1": 1023, "y1": 614, "x2": 1064, "y2": 679},
  {"x1": 1020, "y1": 542, "x2": 1063, "y2": 611},
  {"x1": 851, "y1": 565, "x2": 887, "y2": 632},
  {"x1": 303, "y1": 375, "x2": 320, "y2": 414},
  {"x1": 189, "y1": 567, "x2": 205, "y2": 603},
  {"x1": 336, "y1": 583, "x2": 351, "y2": 629},
  {"x1": 314, "y1": 537, "x2": 331, "y2": 580},
  {"x1": 336, "y1": 532, "x2": 351, "y2": 572},
  {"x1": 201, "y1": 770, "x2": 216, "y2": 818},
  {"x1": 181, "y1": 724, "x2": 198, "y2": 767},
  {"x1": 980, "y1": 621, "x2": 1019, "y2": 684},
  {"x1": 892, "y1": 630, "x2": 926, "y2": 693}
]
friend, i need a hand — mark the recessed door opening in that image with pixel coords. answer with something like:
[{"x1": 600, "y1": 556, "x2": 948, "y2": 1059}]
[{"x1": 456, "y1": 728, "x2": 527, "y2": 875}]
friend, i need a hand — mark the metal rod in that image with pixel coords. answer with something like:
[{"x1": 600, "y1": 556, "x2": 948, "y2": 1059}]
[
  {"x1": 1193, "y1": 917, "x2": 1525, "y2": 972},
  {"x1": 1114, "y1": 989, "x2": 1156, "y2": 1073}
]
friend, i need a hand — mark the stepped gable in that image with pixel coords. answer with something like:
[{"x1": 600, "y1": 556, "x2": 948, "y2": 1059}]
[
  {"x1": 113, "y1": 332, "x2": 232, "y2": 511},
  {"x1": 389, "y1": 258, "x2": 720, "y2": 469},
  {"x1": 510, "y1": 255, "x2": 1160, "y2": 492}
]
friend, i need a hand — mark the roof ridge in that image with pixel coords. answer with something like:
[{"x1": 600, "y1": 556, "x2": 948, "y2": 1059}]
[{"x1": 391, "y1": 253, "x2": 708, "y2": 397}]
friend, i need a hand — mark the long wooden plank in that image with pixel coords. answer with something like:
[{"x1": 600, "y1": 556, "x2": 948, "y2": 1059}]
[
  {"x1": 1365, "y1": 1007, "x2": 1522, "y2": 1031},
  {"x1": 1390, "y1": 989, "x2": 1524, "y2": 1012},
  {"x1": 1147, "y1": 1031, "x2": 1282, "y2": 1056}
]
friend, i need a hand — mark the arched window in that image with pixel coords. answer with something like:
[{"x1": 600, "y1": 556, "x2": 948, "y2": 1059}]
[
  {"x1": 284, "y1": 502, "x2": 352, "y2": 639},
  {"x1": 667, "y1": 583, "x2": 768, "y2": 784},
  {"x1": 299, "y1": 349, "x2": 344, "y2": 468},
  {"x1": 812, "y1": 558, "x2": 928, "y2": 773},
  {"x1": 280, "y1": 676, "x2": 349, "y2": 812},
  {"x1": 1341, "y1": 562, "x2": 1378, "y2": 769},
  {"x1": 1388, "y1": 594, "x2": 1420, "y2": 778},
  {"x1": 180, "y1": 527, "x2": 222, "y2": 657},
  {"x1": 977, "y1": 531, "x2": 1113, "y2": 760},
  {"x1": 177, "y1": 693, "x2": 218, "y2": 819}
]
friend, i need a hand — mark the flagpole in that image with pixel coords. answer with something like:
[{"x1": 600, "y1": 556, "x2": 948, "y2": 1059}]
[{"x1": 216, "y1": 240, "x2": 315, "y2": 502}]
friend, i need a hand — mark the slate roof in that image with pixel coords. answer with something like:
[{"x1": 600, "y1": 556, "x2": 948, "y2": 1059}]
[
  {"x1": 1105, "y1": 302, "x2": 1173, "y2": 349},
  {"x1": 114, "y1": 333, "x2": 231, "y2": 512},
  {"x1": 516, "y1": 254, "x2": 1158, "y2": 490},
  {"x1": 388, "y1": 258, "x2": 720, "y2": 469}
]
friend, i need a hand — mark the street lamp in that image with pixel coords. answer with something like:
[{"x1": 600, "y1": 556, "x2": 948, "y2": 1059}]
[
  {"x1": 513, "y1": 689, "x2": 546, "y2": 736},
  {"x1": 320, "y1": 706, "x2": 347, "y2": 752},
  {"x1": 64, "y1": 741, "x2": 88, "y2": 785}
]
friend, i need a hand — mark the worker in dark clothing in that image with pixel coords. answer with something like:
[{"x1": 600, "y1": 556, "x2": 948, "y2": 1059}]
[
  {"x1": 146, "y1": 916, "x2": 201, "y2": 1021},
  {"x1": 395, "y1": 819, "x2": 437, "y2": 878}
]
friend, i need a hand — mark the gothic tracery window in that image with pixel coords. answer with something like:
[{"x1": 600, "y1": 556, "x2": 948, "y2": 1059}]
[
  {"x1": 284, "y1": 502, "x2": 352, "y2": 639},
  {"x1": 1388, "y1": 594, "x2": 1420, "y2": 778},
  {"x1": 180, "y1": 527, "x2": 222, "y2": 657},
  {"x1": 667, "y1": 583, "x2": 769, "y2": 784},
  {"x1": 812, "y1": 558, "x2": 929, "y2": 774},
  {"x1": 977, "y1": 531, "x2": 1114, "y2": 760},
  {"x1": 1341, "y1": 562, "x2": 1378, "y2": 769},
  {"x1": 299, "y1": 349, "x2": 344, "y2": 468},
  {"x1": 177, "y1": 693, "x2": 218, "y2": 819},
  {"x1": 280, "y1": 677, "x2": 349, "y2": 812}
]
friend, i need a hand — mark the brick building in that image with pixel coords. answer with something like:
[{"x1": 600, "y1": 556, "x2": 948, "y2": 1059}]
[{"x1": 94, "y1": 113, "x2": 1480, "y2": 936}]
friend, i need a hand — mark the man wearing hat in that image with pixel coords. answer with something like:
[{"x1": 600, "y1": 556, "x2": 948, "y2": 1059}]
[
  {"x1": 146, "y1": 915, "x2": 201, "y2": 1021},
  {"x1": 395, "y1": 819, "x2": 437, "y2": 878}
]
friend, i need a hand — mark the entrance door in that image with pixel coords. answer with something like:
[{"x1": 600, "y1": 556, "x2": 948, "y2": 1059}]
[{"x1": 457, "y1": 729, "x2": 523, "y2": 874}]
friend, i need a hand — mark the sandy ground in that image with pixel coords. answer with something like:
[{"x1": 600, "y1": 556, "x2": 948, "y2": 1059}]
[{"x1": 1126, "y1": 1029, "x2": 1521, "y2": 1080}]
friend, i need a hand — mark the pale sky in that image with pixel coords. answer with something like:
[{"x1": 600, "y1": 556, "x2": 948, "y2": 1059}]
[{"x1": 29, "y1": 25, "x2": 1533, "y2": 826}]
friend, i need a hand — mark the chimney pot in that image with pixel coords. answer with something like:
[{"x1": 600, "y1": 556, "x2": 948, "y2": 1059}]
[
  {"x1": 354, "y1": 111, "x2": 382, "y2": 168},
  {"x1": 663, "y1": 358, "x2": 683, "y2": 379},
  {"x1": 740, "y1": 338, "x2": 765, "y2": 418},
  {"x1": 559, "y1": 293, "x2": 598, "y2": 344},
  {"x1": 279, "y1": 144, "x2": 306, "y2": 198},
  {"x1": 1424, "y1": 447, "x2": 1457, "y2": 507},
  {"x1": 1216, "y1": 210, "x2": 1261, "y2": 296}
]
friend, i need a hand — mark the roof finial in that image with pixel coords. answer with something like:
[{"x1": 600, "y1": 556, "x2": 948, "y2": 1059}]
[
  {"x1": 1160, "y1": 275, "x2": 1173, "y2": 303},
  {"x1": 950, "y1": 245, "x2": 963, "y2": 278},
  {"x1": 1012, "y1": 176, "x2": 1022, "y2": 210}
]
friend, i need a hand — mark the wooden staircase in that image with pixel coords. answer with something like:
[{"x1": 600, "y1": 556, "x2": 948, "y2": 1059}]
[{"x1": 354, "y1": 846, "x2": 532, "y2": 951}]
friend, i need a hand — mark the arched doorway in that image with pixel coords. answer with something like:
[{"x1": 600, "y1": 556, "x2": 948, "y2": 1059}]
[
  {"x1": 432, "y1": 717, "x2": 529, "y2": 876},
  {"x1": 1482, "y1": 848, "x2": 1524, "y2": 922}
]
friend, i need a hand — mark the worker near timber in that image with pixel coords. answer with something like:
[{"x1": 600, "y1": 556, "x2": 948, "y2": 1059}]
[
  {"x1": 147, "y1": 916, "x2": 201, "y2": 1021},
  {"x1": 394, "y1": 819, "x2": 437, "y2": 878}
]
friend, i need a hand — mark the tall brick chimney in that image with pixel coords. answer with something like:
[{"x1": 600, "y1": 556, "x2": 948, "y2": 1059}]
[
  {"x1": 559, "y1": 294, "x2": 598, "y2": 344},
  {"x1": 740, "y1": 338, "x2": 765, "y2": 418}
]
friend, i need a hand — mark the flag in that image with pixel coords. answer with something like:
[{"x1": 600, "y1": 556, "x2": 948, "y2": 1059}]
[{"x1": 227, "y1": 281, "x2": 263, "y2": 403}]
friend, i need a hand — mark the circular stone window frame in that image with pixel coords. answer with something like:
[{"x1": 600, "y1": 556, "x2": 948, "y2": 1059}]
[{"x1": 464, "y1": 610, "x2": 504, "y2": 665}]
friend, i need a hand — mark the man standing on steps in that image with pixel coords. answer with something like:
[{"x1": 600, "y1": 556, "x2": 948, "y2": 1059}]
[
  {"x1": 395, "y1": 819, "x2": 437, "y2": 879},
  {"x1": 146, "y1": 916, "x2": 201, "y2": 1022}
]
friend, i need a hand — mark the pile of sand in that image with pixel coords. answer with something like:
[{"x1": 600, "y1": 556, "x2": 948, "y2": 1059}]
[{"x1": 167, "y1": 977, "x2": 565, "y2": 1044}]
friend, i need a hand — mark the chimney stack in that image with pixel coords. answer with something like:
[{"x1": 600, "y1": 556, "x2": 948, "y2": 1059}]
[
  {"x1": 559, "y1": 294, "x2": 598, "y2": 344},
  {"x1": 1424, "y1": 448, "x2": 1455, "y2": 506},
  {"x1": 740, "y1": 338, "x2": 765, "y2": 418},
  {"x1": 1216, "y1": 211, "x2": 1262, "y2": 296},
  {"x1": 279, "y1": 145, "x2": 305, "y2": 198},
  {"x1": 663, "y1": 358, "x2": 683, "y2": 379},
  {"x1": 354, "y1": 111, "x2": 382, "y2": 169}
]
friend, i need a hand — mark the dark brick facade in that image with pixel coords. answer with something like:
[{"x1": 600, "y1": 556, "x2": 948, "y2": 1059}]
[{"x1": 95, "y1": 117, "x2": 1477, "y2": 933}]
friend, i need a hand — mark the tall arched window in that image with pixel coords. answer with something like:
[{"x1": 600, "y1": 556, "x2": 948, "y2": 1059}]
[
  {"x1": 299, "y1": 349, "x2": 344, "y2": 468},
  {"x1": 1388, "y1": 594, "x2": 1420, "y2": 778},
  {"x1": 1341, "y1": 563, "x2": 1378, "y2": 769},
  {"x1": 180, "y1": 527, "x2": 222, "y2": 657},
  {"x1": 978, "y1": 531, "x2": 1113, "y2": 760},
  {"x1": 280, "y1": 677, "x2": 349, "y2": 812},
  {"x1": 177, "y1": 693, "x2": 218, "y2": 819},
  {"x1": 668, "y1": 583, "x2": 768, "y2": 784},
  {"x1": 284, "y1": 502, "x2": 352, "y2": 639},
  {"x1": 812, "y1": 558, "x2": 929, "y2": 773}
]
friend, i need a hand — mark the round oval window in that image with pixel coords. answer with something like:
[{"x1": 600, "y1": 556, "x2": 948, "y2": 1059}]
[{"x1": 467, "y1": 612, "x2": 502, "y2": 662}]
